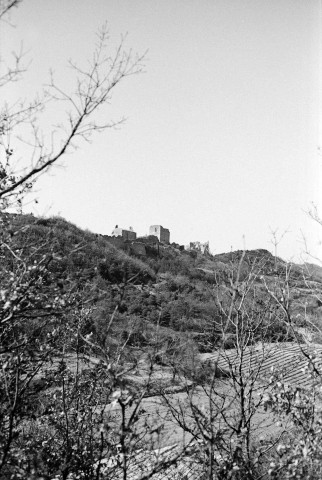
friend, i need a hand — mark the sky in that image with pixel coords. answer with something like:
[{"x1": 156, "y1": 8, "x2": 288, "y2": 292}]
[{"x1": 2, "y1": 0, "x2": 322, "y2": 261}]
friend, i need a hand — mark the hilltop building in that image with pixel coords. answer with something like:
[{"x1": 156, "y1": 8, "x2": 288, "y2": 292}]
[
  {"x1": 186, "y1": 241, "x2": 210, "y2": 255},
  {"x1": 149, "y1": 225, "x2": 170, "y2": 244},
  {"x1": 111, "y1": 225, "x2": 137, "y2": 241}
]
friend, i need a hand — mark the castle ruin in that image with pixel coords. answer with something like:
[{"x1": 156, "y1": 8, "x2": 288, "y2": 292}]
[
  {"x1": 149, "y1": 225, "x2": 170, "y2": 244},
  {"x1": 186, "y1": 241, "x2": 210, "y2": 255},
  {"x1": 111, "y1": 225, "x2": 137, "y2": 241}
]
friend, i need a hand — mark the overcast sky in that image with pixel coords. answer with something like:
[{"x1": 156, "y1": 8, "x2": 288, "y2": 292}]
[{"x1": 2, "y1": 0, "x2": 321, "y2": 261}]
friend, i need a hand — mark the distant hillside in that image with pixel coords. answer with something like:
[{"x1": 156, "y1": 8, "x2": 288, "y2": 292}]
[{"x1": 5, "y1": 214, "x2": 322, "y2": 357}]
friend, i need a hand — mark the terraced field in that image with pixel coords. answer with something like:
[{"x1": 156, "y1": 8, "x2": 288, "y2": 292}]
[
  {"x1": 200, "y1": 341, "x2": 322, "y2": 388},
  {"x1": 104, "y1": 341, "x2": 322, "y2": 478}
]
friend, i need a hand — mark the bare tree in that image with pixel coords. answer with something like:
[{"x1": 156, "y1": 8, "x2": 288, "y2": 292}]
[
  {"x1": 0, "y1": 3, "x2": 160, "y2": 478},
  {"x1": 160, "y1": 252, "x2": 297, "y2": 479},
  {"x1": 0, "y1": 20, "x2": 145, "y2": 209}
]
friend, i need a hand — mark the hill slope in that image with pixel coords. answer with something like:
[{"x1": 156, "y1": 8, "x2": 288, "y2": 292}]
[{"x1": 3, "y1": 213, "x2": 322, "y2": 358}]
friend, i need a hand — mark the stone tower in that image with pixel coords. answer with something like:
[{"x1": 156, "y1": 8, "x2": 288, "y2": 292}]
[{"x1": 149, "y1": 225, "x2": 170, "y2": 244}]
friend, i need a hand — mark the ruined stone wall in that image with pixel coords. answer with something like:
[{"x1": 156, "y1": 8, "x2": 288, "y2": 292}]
[
  {"x1": 103, "y1": 235, "x2": 126, "y2": 249},
  {"x1": 130, "y1": 242, "x2": 146, "y2": 256},
  {"x1": 187, "y1": 241, "x2": 210, "y2": 254}
]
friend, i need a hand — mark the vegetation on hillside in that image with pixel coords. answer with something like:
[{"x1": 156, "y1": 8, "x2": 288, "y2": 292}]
[
  {"x1": 3, "y1": 209, "x2": 322, "y2": 478},
  {"x1": 6, "y1": 213, "x2": 316, "y2": 358}
]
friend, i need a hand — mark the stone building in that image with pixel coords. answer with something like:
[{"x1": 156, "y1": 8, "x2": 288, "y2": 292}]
[
  {"x1": 149, "y1": 225, "x2": 170, "y2": 244},
  {"x1": 186, "y1": 241, "x2": 210, "y2": 254},
  {"x1": 111, "y1": 225, "x2": 137, "y2": 241}
]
